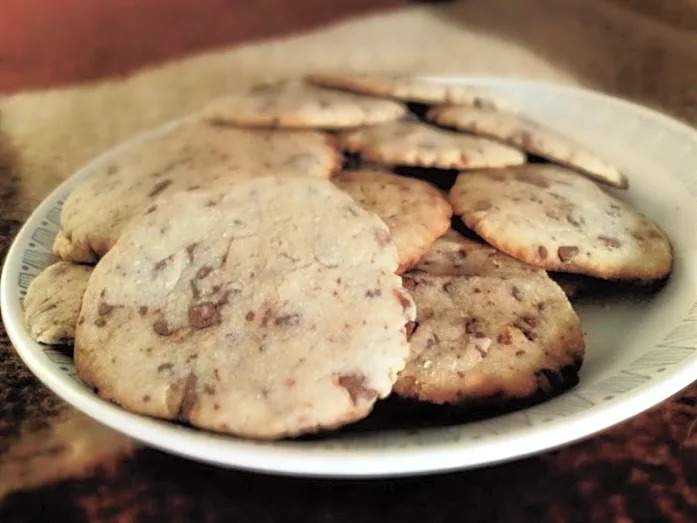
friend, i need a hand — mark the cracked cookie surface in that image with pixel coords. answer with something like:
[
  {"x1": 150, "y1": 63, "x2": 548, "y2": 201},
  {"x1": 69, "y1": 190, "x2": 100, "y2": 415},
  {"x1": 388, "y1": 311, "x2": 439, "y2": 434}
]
[{"x1": 75, "y1": 176, "x2": 415, "y2": 440}]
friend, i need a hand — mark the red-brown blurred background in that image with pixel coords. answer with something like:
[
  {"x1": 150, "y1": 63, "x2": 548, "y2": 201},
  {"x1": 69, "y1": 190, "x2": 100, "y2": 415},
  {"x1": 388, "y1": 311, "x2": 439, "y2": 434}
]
[{"x1": 0, "y1": 0, "x2": 415, "y2": 94}]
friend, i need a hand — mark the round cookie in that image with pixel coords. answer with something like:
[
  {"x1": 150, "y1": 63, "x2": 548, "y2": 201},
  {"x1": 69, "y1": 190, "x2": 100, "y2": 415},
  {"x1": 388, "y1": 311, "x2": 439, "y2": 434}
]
[
  {"x1": 75, "y1": 176, "x2": 415, "y2": 440},
  {"x1": 306, "y1": 73, "x2": 515, "y2": 111},
  {"x1": 54, "y1": 119, "x2": 340, "y2": 263},
  {"x1": 23, "y1": 261, "x2": 93, "y2": 345},
  {"x1": 448, "y1": 165, "x2": 673, "y2": 282},
  {"x1": 394, "y1": 271, "x2": 585, "y2": 405},
  {"x1": 427, "y1": 105, "x2": 628, "y2": 189},
  {"x1": 333, "y1": 170, "x2": 452, "y2": 274},
  {"x1": 200, "y1": 79, "x2": 406, "y2": 129},
  {"x1": 395, "y1": 230, "x2": 585, "y2": 405},
  {"x1": 338, "y1": 120, "x2": 525, "y2": 170}
]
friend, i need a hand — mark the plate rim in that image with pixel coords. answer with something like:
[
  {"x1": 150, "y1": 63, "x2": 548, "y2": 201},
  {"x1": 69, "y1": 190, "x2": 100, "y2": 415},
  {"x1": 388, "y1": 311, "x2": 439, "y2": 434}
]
[{"x1": 3, "y1": 75, "x2": 697, "y2": 478}]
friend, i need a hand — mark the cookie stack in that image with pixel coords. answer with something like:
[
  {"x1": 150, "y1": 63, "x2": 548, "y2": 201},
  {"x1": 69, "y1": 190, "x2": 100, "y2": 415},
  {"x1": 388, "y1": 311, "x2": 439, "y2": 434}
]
[{"x1": 24, "y1": 74, "x2": 673, "y2": 440}]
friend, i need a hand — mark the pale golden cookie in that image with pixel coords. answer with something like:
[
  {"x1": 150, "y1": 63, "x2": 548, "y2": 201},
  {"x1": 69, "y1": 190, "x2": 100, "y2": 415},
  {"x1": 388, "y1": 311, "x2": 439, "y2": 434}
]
[
  {"x1": 395, "y1": 230, "x2": 584, "y2": 405},
  {"x1": 75, "y1": 176, "x2": 415, "y2": 440},
  {"x1": 54, "y1": 119, "x2": 340, "y2": 263},
  {"x1": 306, "y1": 73, "x2": 515, "y2": 111},
  {"x1": 333, "y1": 170, "x2": 452, "y2": 274},
  {"x1": 448, "y1": 165, "x2": 672, "y2": 282},
  {"x1": 428, "y1": 105, "x2": 628, "y2": 189},
  {"x1": 394, "y1": 271, "x2": 584, "y2": 405},
  {"x1": 338, "y1": 120, "x2": 525, "y2": 170},
  {"x1": 200, "y1": 79, "x2": 406, "y2": 129},
  {"x1": 23, "y1": 261, "x2": 93, "y2": 344}
]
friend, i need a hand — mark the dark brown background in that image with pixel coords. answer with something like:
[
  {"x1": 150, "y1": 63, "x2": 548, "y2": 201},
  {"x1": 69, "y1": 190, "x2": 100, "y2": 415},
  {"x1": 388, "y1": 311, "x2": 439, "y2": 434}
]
[{"x1": 2, "y1": 0, "x2": 697, "y2": 521}]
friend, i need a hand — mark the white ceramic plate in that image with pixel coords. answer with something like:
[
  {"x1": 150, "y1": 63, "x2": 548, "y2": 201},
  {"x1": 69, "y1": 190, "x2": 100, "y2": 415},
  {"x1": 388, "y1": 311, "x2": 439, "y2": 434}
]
[{"x1": 3, "y1": 77, "x2": 697, "y2": 478}]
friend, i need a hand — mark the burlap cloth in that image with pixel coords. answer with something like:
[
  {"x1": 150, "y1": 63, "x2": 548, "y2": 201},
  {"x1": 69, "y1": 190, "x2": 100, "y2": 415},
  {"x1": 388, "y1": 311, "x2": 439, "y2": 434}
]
[{"x1": 2, "y1": 0, "x2": 697, "y2": 520}]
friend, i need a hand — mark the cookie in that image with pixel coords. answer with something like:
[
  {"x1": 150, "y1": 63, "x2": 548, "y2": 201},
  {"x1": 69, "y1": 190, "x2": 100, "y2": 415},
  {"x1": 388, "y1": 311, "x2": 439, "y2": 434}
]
[
  {"x1": 448, "y1": 165, "x2": 673, "y2": 282},
  {"x1": 200, "y1": 79, "x2": 406, "y2": 129},
  {"x1": 306, "y1": 73, "x2": 515, "y2": 111},
  {"x1": 54, "y1": 120, "x2": 340, "y2": 263},
  {"x1": 333, "y1": 170, "x2": 452, "y2": 274},
  {"x1": 394, "y1": 271, "x2": 584, "y2": 405},
  {"x1": 52, "y1": 230, "x2": 77, "y2": 262},
  {"x1": 427, "y1": 105, "x2": 628, "y2": 189},
  {"x1": 23, "y1": 261, "x2": 93, "y2": 344},
  {"x1": 395, "y1": 231, "x2": 584, "y2": 405},
  {"x1": 338, "y1": 120, "x2": 526, "y2": 170},
  {"x1": 75, "y1": 176, "x2": 415, "y2": 440}
]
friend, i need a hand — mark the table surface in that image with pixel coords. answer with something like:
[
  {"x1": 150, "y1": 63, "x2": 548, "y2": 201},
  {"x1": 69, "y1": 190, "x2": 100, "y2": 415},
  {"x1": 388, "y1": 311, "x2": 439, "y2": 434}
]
[{"x1": 2, "y1": 0, "x2": 697, "y2": 521}]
